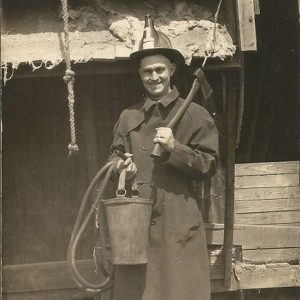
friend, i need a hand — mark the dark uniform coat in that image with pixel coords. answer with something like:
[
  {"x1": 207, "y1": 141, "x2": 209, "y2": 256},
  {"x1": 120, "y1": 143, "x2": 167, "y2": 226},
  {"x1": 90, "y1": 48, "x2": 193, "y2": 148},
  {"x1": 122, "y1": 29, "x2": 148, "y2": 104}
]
[{"x1": 110, "y1": 87, "x2": 218, "y2": 300}]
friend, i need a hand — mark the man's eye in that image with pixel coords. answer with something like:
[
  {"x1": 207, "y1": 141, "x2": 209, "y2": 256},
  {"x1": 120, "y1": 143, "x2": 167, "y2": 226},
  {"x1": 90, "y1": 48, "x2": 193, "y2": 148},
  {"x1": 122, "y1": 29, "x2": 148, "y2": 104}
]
[{"x1": 156, "y1": 68, "x2": 165, "y2": 73}]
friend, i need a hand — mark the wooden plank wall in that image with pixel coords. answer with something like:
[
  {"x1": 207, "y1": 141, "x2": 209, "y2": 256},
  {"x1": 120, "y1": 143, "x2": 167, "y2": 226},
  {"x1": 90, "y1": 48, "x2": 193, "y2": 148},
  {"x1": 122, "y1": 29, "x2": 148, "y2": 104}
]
[
  {"x1": 235, "y1": 161, "x2": 300, "y2": 263},
  {"x1": 235, "y1": 161, "x2": 300, "y2": 226}
]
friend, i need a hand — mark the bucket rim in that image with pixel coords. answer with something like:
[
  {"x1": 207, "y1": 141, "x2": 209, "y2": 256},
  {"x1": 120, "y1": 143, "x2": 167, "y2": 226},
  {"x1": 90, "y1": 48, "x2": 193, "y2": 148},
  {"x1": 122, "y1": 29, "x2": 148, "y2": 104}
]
[{"x1": 103, "y1": 198, "x2": 153, "y2": 205}]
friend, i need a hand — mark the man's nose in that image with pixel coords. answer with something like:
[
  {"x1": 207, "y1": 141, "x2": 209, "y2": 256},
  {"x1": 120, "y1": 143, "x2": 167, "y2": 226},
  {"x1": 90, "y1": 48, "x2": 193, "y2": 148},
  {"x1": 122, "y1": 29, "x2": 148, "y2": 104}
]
[{"x1": 150, "y1": 71, "x2": 159, "y2": 81}]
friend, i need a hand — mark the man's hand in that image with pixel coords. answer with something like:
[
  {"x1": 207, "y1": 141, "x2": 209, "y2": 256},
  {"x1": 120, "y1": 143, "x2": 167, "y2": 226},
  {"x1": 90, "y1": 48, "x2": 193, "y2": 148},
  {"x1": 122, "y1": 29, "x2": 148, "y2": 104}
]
[
  {"x1": 153, "y1": 127, "x2": 175, "y2": 153},
  {"x1": 116, "y1": 153, "x2": 137, "y2": 180}
]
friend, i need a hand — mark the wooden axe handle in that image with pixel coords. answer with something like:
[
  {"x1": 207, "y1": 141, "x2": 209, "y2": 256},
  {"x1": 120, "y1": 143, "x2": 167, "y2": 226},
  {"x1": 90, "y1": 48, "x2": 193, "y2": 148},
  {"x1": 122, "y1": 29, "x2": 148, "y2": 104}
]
[{"x1": 151, "y1": 68, "x2": 204, "y2": 157}]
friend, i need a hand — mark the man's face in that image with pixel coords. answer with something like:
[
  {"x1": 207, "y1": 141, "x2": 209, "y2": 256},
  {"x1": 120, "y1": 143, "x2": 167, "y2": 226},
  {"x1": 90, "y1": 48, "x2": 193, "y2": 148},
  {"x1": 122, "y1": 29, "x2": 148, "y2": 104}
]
[{"x1": 139, "y1": 54, "x2": 176, "y2": 100}]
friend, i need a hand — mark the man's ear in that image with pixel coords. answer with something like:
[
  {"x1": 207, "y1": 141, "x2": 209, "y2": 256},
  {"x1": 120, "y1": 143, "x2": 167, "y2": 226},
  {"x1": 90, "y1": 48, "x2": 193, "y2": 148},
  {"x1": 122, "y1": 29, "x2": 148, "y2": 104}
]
[{"x1": 170, "y1": 63, "x2": 176, "y2": 76}]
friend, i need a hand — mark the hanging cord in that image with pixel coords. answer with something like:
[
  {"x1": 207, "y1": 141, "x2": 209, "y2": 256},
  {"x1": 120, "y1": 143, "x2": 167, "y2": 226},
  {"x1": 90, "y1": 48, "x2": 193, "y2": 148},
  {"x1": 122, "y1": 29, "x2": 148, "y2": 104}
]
[
  {"x1": 61, "y1": 0, "x2": 79, "y2": 157},
  {"x1": 202, "y1": 0, "x2": 223, "y2": 67}
]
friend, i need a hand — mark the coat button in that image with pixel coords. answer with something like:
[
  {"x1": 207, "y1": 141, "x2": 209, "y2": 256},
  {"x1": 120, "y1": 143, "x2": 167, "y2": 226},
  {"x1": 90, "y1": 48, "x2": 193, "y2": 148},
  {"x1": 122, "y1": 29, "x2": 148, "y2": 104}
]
[
  {"x1": 151, "y1": 219, "x2": 156, "y2": 225},
  {"x1": 141, "y1": 146, "x2": 147, "y2": 151}
]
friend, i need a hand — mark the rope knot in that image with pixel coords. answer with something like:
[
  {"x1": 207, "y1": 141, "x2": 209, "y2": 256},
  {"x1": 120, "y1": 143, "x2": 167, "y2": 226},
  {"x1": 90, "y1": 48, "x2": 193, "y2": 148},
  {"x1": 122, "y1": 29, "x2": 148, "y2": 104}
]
[
  {"x1": 68, "y1": 143, "x2": 79, "y2": 157},
  {"x1": 63, "y1": 69, "x2": 75, "y2": 84}
]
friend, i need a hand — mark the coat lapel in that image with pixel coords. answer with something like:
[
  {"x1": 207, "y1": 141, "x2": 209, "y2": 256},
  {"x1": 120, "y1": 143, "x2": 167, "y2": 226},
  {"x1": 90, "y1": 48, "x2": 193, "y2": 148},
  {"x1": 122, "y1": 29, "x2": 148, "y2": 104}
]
[{"x1": 117, "y1": 102, "x2": 146, "y2": 136}]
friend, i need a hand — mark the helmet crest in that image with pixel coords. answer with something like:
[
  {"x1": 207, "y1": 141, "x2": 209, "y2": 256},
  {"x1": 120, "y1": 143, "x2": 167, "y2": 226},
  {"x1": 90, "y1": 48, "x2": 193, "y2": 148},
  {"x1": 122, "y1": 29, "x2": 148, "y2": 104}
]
[{"x1": 130, "y1": 15, "x2": 185, "y2": 67}]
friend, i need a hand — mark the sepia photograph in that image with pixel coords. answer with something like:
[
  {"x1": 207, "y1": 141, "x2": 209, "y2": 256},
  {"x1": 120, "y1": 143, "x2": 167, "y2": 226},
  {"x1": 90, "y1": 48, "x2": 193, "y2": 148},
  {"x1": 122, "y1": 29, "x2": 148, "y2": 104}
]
[{"x1": 1, "y1": 0, "x2": 299, "y2": 299}]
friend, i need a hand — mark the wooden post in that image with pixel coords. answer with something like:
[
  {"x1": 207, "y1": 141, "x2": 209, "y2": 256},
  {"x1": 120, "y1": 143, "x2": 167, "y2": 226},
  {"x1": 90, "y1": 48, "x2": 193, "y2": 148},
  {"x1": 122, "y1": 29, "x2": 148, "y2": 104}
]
[
  {"x1": 236, "y1": 0, "x2": 257, "y2": 51},
  {"x1": 236, "y1": 63, "x2": 244, "y2": 148},
  {"x1": 298, "y1": 0, "x2": 300, "y2": 168},
  {"x1": 223, "y1": 71, "x2": 236, "y2": 288}
]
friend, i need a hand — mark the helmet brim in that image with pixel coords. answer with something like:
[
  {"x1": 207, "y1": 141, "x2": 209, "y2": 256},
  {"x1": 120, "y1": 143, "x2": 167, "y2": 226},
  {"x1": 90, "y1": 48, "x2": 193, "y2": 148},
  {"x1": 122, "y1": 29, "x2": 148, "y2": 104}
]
[{"x1": 130, "y1": 48, "x2": 185, "y2": 69}]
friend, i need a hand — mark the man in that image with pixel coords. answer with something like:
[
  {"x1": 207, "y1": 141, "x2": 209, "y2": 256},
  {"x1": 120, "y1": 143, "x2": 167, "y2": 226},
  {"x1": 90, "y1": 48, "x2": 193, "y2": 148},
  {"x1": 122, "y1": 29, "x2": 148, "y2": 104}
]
[{"x1": 110, "y1": 15, "x2": 218, "y2": 300}]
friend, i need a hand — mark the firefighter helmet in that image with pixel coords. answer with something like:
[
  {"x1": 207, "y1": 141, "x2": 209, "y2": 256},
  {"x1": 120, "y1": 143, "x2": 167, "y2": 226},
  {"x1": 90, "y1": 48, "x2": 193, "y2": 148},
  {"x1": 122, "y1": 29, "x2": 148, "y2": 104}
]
[{"x1": 130, "y1": 15, "x2": 185, "y2": 66}]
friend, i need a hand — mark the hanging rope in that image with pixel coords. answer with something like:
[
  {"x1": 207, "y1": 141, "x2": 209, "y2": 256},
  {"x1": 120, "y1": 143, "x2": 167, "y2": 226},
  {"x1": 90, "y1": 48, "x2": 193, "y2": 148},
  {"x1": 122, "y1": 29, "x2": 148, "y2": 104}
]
[
  {"x1": 202, "y1": 0, "x2": 223, "y2": 67},
  {"x1": 61, "y1": 0, "x2": 79, "y2": 157}
]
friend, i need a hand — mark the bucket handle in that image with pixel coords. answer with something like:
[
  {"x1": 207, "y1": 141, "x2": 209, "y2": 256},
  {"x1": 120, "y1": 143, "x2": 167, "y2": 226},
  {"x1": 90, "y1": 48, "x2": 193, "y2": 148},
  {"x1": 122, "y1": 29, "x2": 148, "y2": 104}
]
[{"x1": 116, "y1": 169, "x2": 139, "y2": 197}]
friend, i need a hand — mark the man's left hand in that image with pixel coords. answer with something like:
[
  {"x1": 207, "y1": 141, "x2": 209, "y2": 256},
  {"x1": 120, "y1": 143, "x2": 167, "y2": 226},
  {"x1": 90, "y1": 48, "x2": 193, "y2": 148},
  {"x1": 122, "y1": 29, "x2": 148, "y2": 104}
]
[
  {"x1": 154, "y1": 127, "x2": 175, "y2": 152},
  {"x1": 116, "y1": 153, "x2": 137, "y2": 180}
]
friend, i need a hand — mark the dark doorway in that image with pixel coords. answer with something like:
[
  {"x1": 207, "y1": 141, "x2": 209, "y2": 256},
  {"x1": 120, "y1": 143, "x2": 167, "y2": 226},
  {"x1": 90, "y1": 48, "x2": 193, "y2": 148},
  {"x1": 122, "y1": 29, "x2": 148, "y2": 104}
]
[{"x1": 237, "y1": 0, "x2": 299, "y2": 163}]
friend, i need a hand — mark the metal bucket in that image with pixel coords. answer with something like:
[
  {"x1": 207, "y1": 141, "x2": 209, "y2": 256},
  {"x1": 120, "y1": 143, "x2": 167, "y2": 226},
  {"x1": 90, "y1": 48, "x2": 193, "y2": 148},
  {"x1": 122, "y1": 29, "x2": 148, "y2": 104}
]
[{"x1": 104, "y1": 196, "x2": 153, "y2": 265}]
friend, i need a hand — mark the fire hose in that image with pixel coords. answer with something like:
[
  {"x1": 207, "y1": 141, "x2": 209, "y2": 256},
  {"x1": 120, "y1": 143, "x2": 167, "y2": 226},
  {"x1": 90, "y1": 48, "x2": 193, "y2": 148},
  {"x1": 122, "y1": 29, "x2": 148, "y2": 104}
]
[{"x1": 67, "y1": 155, "x2": 124, "y2": 294}]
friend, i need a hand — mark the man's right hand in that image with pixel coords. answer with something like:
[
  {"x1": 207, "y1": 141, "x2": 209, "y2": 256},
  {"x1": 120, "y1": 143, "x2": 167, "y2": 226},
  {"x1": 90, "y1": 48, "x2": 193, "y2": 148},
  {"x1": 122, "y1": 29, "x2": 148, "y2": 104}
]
[{"x1": 116, "y1": 153, "x2": 137, "y2": 180}]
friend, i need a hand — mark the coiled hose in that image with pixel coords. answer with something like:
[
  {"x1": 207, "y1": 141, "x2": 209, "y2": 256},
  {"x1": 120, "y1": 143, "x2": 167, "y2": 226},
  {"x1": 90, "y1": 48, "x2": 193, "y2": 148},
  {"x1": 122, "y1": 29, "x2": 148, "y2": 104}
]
[{"x1": 67, "y1": 158, "x2": 119, "y2": 293}]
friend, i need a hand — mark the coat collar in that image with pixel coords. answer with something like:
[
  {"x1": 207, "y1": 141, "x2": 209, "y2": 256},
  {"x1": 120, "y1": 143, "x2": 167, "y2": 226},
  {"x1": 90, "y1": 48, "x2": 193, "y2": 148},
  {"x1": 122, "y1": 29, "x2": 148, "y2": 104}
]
[
  {"x1": 143, "y1": 87, "x2": 179, "y2": 112},
  {"x1": 119, "y1": 87, "x2": 180, "y2": 136}
]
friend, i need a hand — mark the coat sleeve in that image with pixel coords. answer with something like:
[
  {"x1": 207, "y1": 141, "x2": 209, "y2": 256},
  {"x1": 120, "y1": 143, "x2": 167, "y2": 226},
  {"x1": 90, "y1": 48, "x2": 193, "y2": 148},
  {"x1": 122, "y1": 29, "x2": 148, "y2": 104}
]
[
  {"x1": 162, "y1": 109, "x2": 219, "y2": 180},
  {"x1": 109, "y1": 107, "x2": 144, "y2": 155},
  {"x1": 104, "y1": 115, "x2": 127, "y2": 195},
  {"x1": 110, "y1": 111, "x2": 127, "y2": 154}
]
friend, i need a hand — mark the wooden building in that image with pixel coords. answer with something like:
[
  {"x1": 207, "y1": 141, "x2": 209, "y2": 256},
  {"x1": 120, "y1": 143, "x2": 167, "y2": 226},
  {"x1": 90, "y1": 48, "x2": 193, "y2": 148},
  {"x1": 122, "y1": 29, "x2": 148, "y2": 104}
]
[{"x1": 2, "y1": 0, "x2": 299, "y2": 299}]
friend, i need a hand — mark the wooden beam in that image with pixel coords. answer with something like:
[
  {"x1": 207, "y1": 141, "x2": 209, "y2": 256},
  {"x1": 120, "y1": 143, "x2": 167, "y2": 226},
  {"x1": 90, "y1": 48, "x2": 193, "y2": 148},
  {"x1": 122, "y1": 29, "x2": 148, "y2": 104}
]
[
  {"x1": 237, "y1": 263, "x2": 300, "y2": 290},
  {"x1": 236, "y1": 66, "x2": 244, "y2": 148},
  {"x1": 10, "y1": 61, "x2": 136, "y2": 79},
  {"x1": 205, "y1": 223, "x2": 300, "y2": 248},
  {"x1": 235, "y1": 198, "x2": 300, "y2": 213},
  {"x1": 2, "y1": 289, "x2": 98, "y2": 300},
  {"x1": 223, "y1": 72, "x2": 237, "y2": 287},
  {"x1": 4, "y1": 261, "x2": 300, "y2": 300},
  {"x1": 236, "y1": 0, "x2": 257, "y2": 51},
  {"x1": 235, "y1": 186, "x2": 300, "y2": 201},
  {"x1": 235, "y1": 174, "x2": 299, "y2": 188},
  {"x1": 9, "y1": 52, "x2": 243, "y2": 80},
  {"x1": 253, "y1": 0, "x2": 260, "y2": 15},
  {"x1": 235, "y1": 161, "x2": 299, "y2": 176},
  {"x1": 242, "y1": 248, "x2": 300, "y2": 263},
  {"x1": 236, "y1": 210, "x2": 300, "y2": 225},
  {"x1": 3, "y1": 260, "x2": 90, "y2": 293},
  {"x1": 4, "y1": 260, "x2": 300, "y2": 296},
  {"x1": 2, "y1": 256, "x2": 226, "y2": 294},
  {"x1": 193, "y1": 53, "x2": 243, "y2": 71},
  {"x1": 211, "y1": 264, "x2": 300, "y2": 292}
]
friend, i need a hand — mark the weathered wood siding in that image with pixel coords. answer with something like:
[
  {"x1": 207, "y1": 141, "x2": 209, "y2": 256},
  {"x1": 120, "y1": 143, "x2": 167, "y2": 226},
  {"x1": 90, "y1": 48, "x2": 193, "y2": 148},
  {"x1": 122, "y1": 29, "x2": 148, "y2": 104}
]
[
  {"x1": 234, "y1": 161, "x2": 300, "y2": 264},
  {"x1": 235, "y1": 161, "x2": 300, "y2": 226}
]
